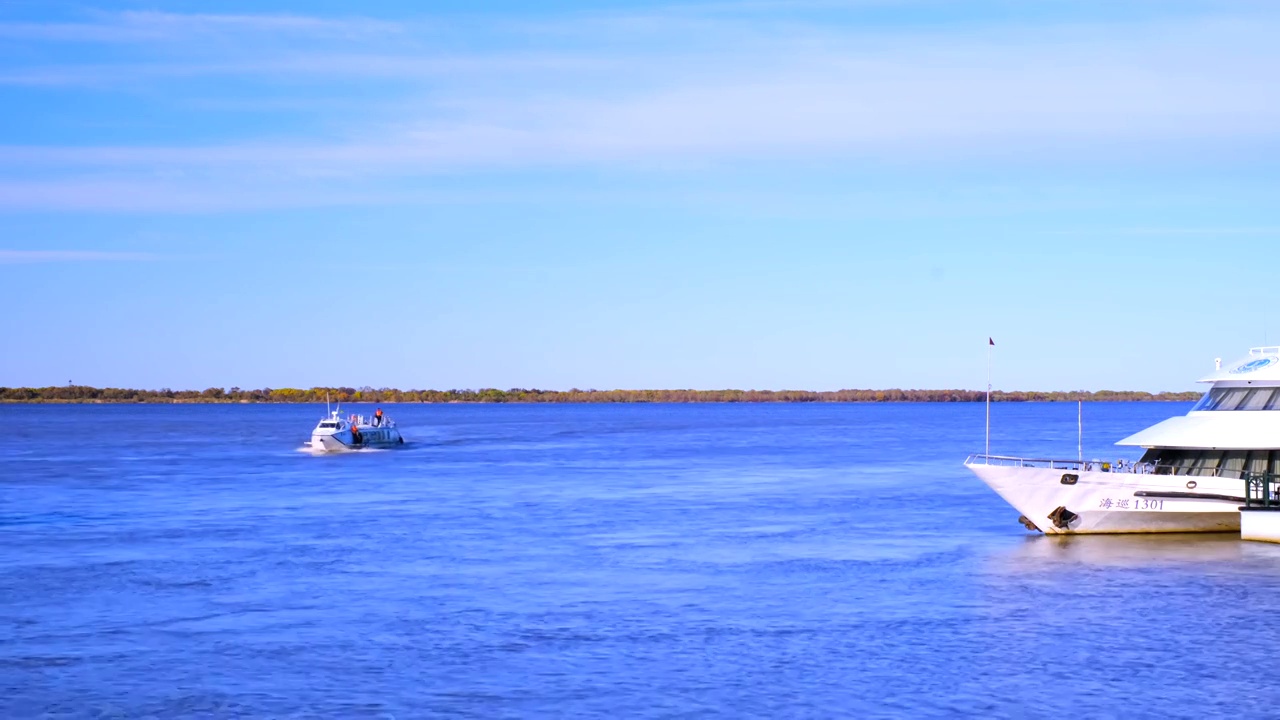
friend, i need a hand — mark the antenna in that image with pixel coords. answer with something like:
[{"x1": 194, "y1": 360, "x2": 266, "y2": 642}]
[
  {"x1": 1078, "y1": 399, "x2": 1083, "y2": 464},
  {"x1": 326, "y1": 390, "x2": 331, "y2": 416},
  {"x1": 985, "y1": 338, "x2": 994, "y2": 463}
]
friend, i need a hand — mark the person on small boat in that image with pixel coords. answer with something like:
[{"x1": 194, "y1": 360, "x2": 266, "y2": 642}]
[{"x1": 373, "y1": 408, "x2": 384, "y2": 427}]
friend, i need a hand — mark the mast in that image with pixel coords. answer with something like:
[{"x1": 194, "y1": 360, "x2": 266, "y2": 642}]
[{"x1": 986, "y1": 338, "x2": 993, "y2": 462}]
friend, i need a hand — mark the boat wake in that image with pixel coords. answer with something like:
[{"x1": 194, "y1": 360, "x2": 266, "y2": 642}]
[{"x1": 296, "y1": 444, "x2": 397, "y2": 455}]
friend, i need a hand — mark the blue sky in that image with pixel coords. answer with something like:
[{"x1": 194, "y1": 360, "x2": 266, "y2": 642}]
[{"x1": 3, "y1": 0, "x2": 1280, "y2": 392}]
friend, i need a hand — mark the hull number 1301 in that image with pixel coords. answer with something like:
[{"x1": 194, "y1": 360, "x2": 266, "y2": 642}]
[{"x1": 1099, "y1": 498, "x2": 1164, "y2": 510}]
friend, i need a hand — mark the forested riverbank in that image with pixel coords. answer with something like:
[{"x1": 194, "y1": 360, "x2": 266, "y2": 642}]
[{"x1": 0, "y1": 386, "x2": 1201, "y2": 404}]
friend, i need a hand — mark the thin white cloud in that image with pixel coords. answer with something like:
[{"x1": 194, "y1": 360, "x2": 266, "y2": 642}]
[
  {"x1": 0, "y1": 178, "x2": 500, "y2": 212},
  {"x1": 2, "y1": 26, "x2": 1276, "y2": 171},
  {"x1": 117, "y1": 10, "x2": 394, "y2": 33},
  {"x1": 0, "y1": 6, "x2": 1278, "y2": 211},
  {"x1": 0, "y1": 250, "x2": 158, "y2": 263},
  {"x1": 0, "y1": 52, "x2": 609, "y2": 87},
  {"x1": 0, "y1": 11, "x2": 402, "y2": 43},
  {"x1": 1044, "y1": 227, "x2": 1280, "y2": 237}
]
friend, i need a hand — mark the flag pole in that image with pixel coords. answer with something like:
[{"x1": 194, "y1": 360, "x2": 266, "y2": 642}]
[
  {"x1": 1078, "y1": 399, "x2": 1083, "y2": 464},
  {"x1": 985, "y1": 338, "x2": 992, "y2": 462}
]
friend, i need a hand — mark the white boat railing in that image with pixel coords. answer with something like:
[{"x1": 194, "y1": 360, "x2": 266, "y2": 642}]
[
  {"x1": 965, "y1": 453, "x2": 1253, "y2": 478},
  {"x1": 966, "y1": 454, "x2": 1140, "y2": 473}
]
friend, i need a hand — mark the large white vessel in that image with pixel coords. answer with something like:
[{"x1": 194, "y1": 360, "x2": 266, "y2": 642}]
[
  {"x1": 308, "y1": 408, "x2": 404, "y2": 452},
  {"x1": 966, "y1": 347, "x2": 1280, "y2": 534}
]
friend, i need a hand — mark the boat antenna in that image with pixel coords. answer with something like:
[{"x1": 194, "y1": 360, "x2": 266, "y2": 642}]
[
  {"x1": 1078, "y1": 398, "x2": 1083, "y2": 464},
  {"x1": 326, "y1": 390, "x2": 331, "y2": 416},
  {"x1": 986, "y1": 337, "x2": 994, "y2": 463}
]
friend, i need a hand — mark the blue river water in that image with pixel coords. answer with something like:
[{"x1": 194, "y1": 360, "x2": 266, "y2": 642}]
[{"x1": 5, "y1": 401, "x2": 1280, "y2": 718}]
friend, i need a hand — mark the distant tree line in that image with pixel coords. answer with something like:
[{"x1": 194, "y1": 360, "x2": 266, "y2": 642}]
[{"x1": 0, "y1": 385, "x2": 1202, "y2": 404}]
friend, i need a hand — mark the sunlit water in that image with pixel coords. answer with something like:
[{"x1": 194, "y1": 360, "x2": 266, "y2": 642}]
[{"x1": 5, "y1": 402, "x2": 1280, "y2": 718}]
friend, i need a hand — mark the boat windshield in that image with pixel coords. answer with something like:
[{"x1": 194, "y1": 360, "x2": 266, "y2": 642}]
[
  {"x1": 319, "y1": 422, "x2": 339, "y2": 428},
  {"x1": 1193, "y1": 386, "x2": 1280, "y2": 411}
]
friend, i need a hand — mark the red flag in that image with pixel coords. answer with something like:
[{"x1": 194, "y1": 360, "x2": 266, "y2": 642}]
[{"x1": 989, "y1": 337, "x2": 995, "y2": 346}]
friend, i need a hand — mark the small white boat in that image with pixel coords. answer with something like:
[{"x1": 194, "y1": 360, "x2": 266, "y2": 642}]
[
  {"x1": 308, "y1": 408, "x2": 404, "y2": 452},
  {"x1": 967, "y1": 347, "x2": 1280, "y2": 534}
]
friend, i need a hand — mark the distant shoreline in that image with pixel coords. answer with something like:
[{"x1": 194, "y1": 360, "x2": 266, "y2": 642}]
[{"x1": 0, "y1": 387, "x2": 1201, "y2": 404}]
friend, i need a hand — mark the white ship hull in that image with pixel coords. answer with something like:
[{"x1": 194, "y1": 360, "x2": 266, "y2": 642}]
[
  {"x1": 310, "y1": 426, "x2": 403, "y2": 452},
  {"x1": 308, "y1": 409, "x2": 404, "y2": 453},
  {"x1": 966, "y1": 462, "x2": 1242, "y2": 534}
]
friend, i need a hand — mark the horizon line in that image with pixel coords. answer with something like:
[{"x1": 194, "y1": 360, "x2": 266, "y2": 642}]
[{"x1": 1, "y1": 386, "x2": 1202, "y2": 403}]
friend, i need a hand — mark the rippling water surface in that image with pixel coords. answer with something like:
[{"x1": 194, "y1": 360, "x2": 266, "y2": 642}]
[{"x1": 6, "y1": 402, "x2": 1280, "y2": 718}]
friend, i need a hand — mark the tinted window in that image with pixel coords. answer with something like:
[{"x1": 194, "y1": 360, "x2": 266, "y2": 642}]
[
  {"x1": 1198, "y1": 386, "x2": 1280, "y2": 410},
  {"x1": 1241, "y1": 389, "x2": 1271, "y2": 410},
  {"x1": 1214, "y1": 388, "x2": 1250, "y2": 410}
]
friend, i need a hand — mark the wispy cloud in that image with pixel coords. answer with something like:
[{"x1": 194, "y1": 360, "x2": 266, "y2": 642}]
[
  {"x1": 4, "y1": 24, "x2": 1277, "y2": 168},
  {"x1": 1044, "y1": 227, "x2": 1280, "y2": 237},
  {"x1": 0, "y1": 11, "x2": 402, "y2": 43},
  {"x1": 0, "y1": 250, "x2": 158, "y2": 263},
  {"x1": 0, "y1": 52, "x2": 608, "y2": 87},
  {"x1": 0, "y1": 4, "x2": 1278, "y2": 211}
]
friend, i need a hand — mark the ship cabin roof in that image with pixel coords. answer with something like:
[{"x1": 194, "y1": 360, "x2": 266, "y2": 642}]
[
  {"x1": 1197, "y1": 346, "x2": 1280, "y2": 385},
  {"x1": 1118, "y1": 347, "x2": 1280, "y2": 449}
]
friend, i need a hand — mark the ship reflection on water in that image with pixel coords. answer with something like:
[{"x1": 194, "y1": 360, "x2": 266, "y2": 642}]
[{"x1": 992, "y1": 532, "x2": 1280, "y2": 568}]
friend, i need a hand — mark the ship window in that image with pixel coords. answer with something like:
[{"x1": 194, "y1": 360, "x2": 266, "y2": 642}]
[
  {"x1": 1151, "y1": 450, "x2": 1280, "y2": 478},
  {"x1": 1247, "y1": 450, "x2": 1270, "y2": 476},
  {"x1": 1197, "y1": 386, "x2": 1280, "y2": 410},
  {"x1": 1241, "y1": 389, "x2": 1272, "y2": 411},
  {"x1": 1212, "y1": 387, "x2": 1250, "y2": 410},
  {"x1": 1221, "y1": 451, "x2": 1248, "y2": 479},
  {"x1": 1139, "y1": 448, "x2": 1178, "y2": 473},
  {"x1": 1206, "y1": 387, "x2": 1230, "y2": 409},
  {"x1": 1189, "y1": 451, "x2": 1222, "y2": 476},
  {"x1": 1170, "y1": 452, "x2": 1197, "y2": 474}
]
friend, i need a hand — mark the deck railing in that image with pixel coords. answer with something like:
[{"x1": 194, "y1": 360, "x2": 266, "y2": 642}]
[
  {"x1": 1244, "y1": 472, "x2": 1280, "y2": 508},
  {"x1": 965, "y1": 453, "x2": 1258, "y2": 479}
]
